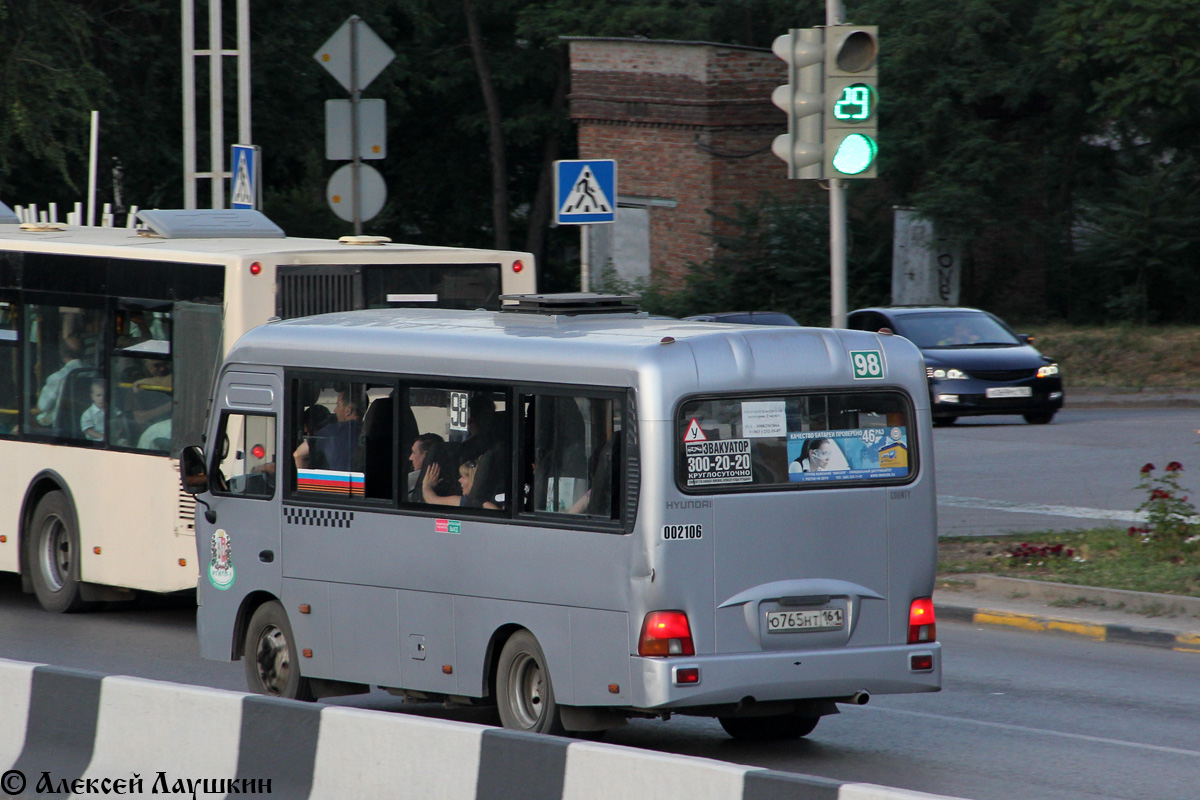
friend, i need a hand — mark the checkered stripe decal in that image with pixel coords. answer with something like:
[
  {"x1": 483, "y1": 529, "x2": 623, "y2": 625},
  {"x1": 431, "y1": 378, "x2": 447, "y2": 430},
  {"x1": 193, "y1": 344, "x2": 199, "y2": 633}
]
[{"x1": 283, "y1": 507, "x2": 355, "y2": 528}]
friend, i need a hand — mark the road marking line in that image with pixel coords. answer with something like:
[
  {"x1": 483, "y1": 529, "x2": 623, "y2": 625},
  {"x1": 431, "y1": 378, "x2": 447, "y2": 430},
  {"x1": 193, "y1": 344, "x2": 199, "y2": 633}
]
[
  {"x1": 862, "y1": 706, "x2": 1200, "y2": 758},
  {"x1": 938, "y1": 495, "x2": 1145, "y2": 523}
]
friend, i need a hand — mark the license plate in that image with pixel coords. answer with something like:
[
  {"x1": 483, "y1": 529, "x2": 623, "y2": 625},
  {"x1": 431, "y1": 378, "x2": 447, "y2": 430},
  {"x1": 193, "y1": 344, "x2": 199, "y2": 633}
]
[
  {"x1": 766, "y1": 608, "x2": 844, "y2": 633},
  {"x1": 986, "y1": 386, "x2": 1032, "y2": 398}
]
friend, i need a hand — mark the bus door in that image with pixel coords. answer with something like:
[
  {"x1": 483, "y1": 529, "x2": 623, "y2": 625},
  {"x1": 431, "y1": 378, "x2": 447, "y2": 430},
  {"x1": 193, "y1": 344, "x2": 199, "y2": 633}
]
[
  {"x1": 280, "y1": 377, "x2": 407, "y2": 691},
  {"x1": 196, "y1": 372, "x2": 283, "y2": 660},
  {"x1": 679, "y1": 391, "x2": 915, "y2": 655}
]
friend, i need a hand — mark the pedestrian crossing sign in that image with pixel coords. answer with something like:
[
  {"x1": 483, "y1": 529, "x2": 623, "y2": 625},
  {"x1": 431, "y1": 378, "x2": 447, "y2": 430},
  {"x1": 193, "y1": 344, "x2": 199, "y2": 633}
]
[
  {"x1": 554, "y1": 159, "x2": 616, "y2": 225},
  {"x1": 231, "y1": 144, "x2": 260, "y2": 210}
]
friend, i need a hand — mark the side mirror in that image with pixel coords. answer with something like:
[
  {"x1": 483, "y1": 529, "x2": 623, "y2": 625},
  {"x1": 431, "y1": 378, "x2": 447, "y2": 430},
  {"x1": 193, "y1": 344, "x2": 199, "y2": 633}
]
[
  {"x1": 1018, "y1": 334, "x2": 1034, "y2": 345},
  {"x1": 181, "y1": 445, "x2": 210, "y2": 495}
]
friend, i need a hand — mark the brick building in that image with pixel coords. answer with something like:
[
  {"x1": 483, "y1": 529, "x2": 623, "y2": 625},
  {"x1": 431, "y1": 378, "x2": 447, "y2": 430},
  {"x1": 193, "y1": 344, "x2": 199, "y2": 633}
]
[{"x1": 567, "y1": 37, "x2": 803, "y2": 286}]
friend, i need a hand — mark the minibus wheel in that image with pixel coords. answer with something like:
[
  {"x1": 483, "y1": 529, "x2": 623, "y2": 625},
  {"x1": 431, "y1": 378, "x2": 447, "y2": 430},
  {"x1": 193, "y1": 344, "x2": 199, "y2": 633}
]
[
  {"x1": 496, "y1": 630, "x2": 565, "y2": 735},
  {"x1": 28, "y1": 491, "x2": 89, "y2": 613},
  {"x1": 244, "y1": 601, "x2": 315, "y2": 701},
  {"x1": 718, "y1": 713, "x2": 820, "y2": 740}
]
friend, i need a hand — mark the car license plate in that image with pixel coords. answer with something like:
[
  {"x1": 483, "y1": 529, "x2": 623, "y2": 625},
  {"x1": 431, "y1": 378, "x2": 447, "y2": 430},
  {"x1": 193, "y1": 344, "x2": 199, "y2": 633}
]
[
  {"x1": 986, "y1": 386, "x2": 1032, "y2": 398},
  {"x1": 766, "y1": 608, "x2": 844, "y2": 633}
]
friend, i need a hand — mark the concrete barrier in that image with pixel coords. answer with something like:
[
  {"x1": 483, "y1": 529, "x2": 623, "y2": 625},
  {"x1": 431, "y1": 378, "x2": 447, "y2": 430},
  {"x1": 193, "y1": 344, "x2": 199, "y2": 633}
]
[{"x1": 0, "y1": 658, "x2": 964, "y2": 800}]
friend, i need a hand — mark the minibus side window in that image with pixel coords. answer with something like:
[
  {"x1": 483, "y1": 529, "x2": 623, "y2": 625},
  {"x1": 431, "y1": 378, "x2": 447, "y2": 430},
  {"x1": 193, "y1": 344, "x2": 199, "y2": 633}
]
[
  {"x1": 520, "y1": 393, "x2": 622, "y2": 521},
  {"x1": 290, "y1": 377, "x2": 394, "y2": 501},
  {"x1": 212, "y1": 412, "x2": 276, "y2": 499},
  {"x1": 402, "y1": 385, "x2": 510, "y2": 511},
  {"x1": 677, "y1": 392, "x2": 912, "y2": 491}
]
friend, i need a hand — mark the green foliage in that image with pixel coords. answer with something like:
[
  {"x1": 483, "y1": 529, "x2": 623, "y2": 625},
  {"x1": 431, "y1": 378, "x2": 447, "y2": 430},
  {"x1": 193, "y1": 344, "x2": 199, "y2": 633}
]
[
  {"x1": 2, "y1": 0, "x2": 1200, "y2": 325},
  {"x1": 1050, "y1": 0, "x2": 1200, "y2": 155},
  {"x1": 0, "y1": 0, "x2": 113, "y2": 195},
  {"x1": 610, "y1": 195, "x2": 885, "y2": 324},
  {"x1": 1071, "y1": 162, "x2": 1200, "y2": 323}
]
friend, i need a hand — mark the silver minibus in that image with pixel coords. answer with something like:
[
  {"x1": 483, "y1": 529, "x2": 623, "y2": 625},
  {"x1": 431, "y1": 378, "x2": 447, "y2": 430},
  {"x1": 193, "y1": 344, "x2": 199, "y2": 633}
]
[{"x1": 182, "y1": 294, "x2": 940, "y2": 739}]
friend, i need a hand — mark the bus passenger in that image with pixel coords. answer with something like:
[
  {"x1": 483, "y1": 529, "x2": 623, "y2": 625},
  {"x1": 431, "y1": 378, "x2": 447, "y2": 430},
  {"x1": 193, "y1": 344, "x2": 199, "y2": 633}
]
[
  {"x1": 294, "y1": 390, "x2": 363, "y2": 471},
  {"x1": 462, "y1": 393, "x2": 508, "y2": 508},
  {"x1": 422, "y1": 459, "x2": 499, "y2": 509},
  {"x1": 80, "y1": 379, "x2": 107, "y2": 441},
  {"x1": 33, "y1": 339, "x2": 84, "y2": 427},
  {"x1": 131, "y1": 359, "x2": 173, "y2": 426},
  {"x1": 407, "y1": 432, "x2": 444, "y2": 502}
]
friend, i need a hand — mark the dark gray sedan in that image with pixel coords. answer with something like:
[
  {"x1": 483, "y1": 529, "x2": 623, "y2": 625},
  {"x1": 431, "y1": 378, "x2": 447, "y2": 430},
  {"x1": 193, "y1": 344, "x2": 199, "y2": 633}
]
[{"x1": 847, "y1": 306, "x2": 1064, "y2": 425}]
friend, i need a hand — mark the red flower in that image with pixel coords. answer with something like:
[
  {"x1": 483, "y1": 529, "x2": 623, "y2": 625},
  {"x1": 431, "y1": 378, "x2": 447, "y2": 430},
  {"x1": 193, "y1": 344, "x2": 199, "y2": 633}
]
[
  {"x1": 1151, "y1": 489, "x2": 1172, "y2": 500},
  {"x1": 1141, "y1": 463, "x2": 1155, "y2": 474},
  {"x1": 1167, "y1": 461, "x2": 1184, "y2": 472}
]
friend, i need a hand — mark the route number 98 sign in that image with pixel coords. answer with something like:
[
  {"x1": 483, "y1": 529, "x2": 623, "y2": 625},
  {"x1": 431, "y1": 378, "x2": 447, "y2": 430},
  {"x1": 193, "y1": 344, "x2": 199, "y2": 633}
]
[{"x1": 850, "y1": 350, "x2": 884, "y2": 380}]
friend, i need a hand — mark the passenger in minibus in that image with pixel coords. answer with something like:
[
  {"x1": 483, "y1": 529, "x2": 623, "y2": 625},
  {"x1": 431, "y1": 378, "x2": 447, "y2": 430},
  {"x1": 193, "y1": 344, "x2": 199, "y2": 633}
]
[
  {"x1": 461, "y1": 394, "x2": 509, "y2": 507},
  {"x1": 416, "y1": 439, "x2": 462, "y2": 503},
  {"x1": 407, "y1": 432, "x2": 445, "y2": 502},
  {"x1": 294, "y1": 389, "x2": 363, "y2": 471},
  {"x1": 422, "y1": 458, "x2": 499, "y2": 510}
]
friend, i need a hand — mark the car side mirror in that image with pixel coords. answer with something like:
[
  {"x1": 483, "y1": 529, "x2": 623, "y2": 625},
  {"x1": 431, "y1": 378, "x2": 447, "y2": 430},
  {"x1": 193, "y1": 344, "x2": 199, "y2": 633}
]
[
  {"x1": 181, "y1": 445, "x2": 210, "y2": 495},
  {"x1": 1018, "y1": 334, "x2": 1034, "y2": 344}
]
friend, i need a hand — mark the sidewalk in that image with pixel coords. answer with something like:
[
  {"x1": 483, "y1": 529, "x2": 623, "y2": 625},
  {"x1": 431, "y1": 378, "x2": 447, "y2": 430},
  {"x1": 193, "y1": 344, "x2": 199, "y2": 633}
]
[{"x1": 934, "y1": 574, "x2": 1200, "y2": 654}]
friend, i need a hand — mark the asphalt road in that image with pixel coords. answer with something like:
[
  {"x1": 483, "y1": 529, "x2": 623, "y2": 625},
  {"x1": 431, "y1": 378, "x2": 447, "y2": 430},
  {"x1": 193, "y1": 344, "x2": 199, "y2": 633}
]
[
  {"x1": 934, "y1": 407, "x2": 1200, "y2": 537},
  {"x1": 4, "y1": 406, "x2": 1200, "y2": 799},
  {"x1": 2, "y1": 572, "x2": 1197, "y2": 800}
]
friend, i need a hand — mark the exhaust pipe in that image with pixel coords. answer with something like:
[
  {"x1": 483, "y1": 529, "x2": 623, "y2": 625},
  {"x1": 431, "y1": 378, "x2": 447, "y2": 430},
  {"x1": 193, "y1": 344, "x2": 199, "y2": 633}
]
[{"x1": 849, "y1": 690, "x2": 870, "y2": 705}]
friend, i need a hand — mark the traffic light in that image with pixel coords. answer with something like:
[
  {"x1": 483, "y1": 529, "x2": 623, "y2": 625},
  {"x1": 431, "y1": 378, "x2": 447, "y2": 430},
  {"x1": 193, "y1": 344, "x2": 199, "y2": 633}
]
[
  {"x1": 770, "y1": 28, "x2": 825, "y2": 180},
  {"x1": 824, "y1": 25, "x2": 879, "y2": 179}
]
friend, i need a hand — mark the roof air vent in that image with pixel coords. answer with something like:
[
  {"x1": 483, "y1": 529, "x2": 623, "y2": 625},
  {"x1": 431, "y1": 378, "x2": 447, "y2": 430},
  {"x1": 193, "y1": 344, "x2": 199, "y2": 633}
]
[{"x1": 500, "y1": 292, "x2": 641, "y2": 315}]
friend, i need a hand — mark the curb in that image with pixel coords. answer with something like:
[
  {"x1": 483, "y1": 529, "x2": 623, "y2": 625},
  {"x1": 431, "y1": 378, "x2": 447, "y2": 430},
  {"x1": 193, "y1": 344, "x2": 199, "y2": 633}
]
[
  {"x1": 937, "y1": 603, "x2": 1200, "y2": 653},
  {"x1": 1064, "y1": 388, "x2": 1200, "y2": 410},
  {"x1": 0, "y1": 658, "x2": 967, "y2": 800}
]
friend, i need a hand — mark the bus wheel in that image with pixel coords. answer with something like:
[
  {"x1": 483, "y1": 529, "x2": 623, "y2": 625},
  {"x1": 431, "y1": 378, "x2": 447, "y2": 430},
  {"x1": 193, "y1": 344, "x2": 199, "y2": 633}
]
[
  {"x1": 718, "y1": 713, "x2": 820, "y2": 741},
  {"x1": 496, "y1": 630, "x2": 565, "y2": 735},
  {"x1": 28, "y1": 491, "x2": 89, "y2": 613},
  {"x1": 243, "y1": 601, "x2": 315, "y2": 701}
]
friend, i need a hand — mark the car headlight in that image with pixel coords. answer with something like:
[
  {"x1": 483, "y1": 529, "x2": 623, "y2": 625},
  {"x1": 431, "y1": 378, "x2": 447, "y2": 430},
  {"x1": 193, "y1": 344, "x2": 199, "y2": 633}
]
[
  {"x1": 926, "y1": 367, "x2": 967, "y2": 380},
  {"x1": 1037, "y1": 364, "x2": 1059, "y2": 378}
]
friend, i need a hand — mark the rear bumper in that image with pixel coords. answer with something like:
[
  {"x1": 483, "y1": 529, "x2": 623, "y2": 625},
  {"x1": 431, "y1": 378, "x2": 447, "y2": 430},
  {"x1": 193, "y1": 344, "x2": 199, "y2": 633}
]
[{"x1": 629, "y1": 642, "x2": 941, "y2": 710}]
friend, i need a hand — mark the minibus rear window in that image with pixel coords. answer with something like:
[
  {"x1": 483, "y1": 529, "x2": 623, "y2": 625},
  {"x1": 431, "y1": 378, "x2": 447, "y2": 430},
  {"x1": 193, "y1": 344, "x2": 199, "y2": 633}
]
[{"x1": 676, "y1": 391, "x2": 913, "y2": 491}]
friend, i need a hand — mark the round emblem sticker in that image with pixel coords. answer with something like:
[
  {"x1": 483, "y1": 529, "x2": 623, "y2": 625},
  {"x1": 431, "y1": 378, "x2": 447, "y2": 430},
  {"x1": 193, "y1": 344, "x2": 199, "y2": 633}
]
[{"x1": 208, "y1": 529, "x2": 236, "y2": 590}]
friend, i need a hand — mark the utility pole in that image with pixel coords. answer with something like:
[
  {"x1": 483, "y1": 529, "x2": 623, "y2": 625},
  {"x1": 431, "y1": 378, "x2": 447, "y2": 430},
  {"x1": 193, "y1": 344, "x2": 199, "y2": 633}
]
[{"x1": 827, "y1": 0, "x2": 847, "y2": 329}]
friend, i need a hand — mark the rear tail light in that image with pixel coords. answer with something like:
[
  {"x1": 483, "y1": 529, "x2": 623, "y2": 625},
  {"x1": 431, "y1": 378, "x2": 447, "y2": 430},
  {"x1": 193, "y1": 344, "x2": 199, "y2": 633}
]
[
  {"x1": 638, "y1": 610, "x2": 695, "y2": 656},
  {"x1": 908, "y1": 597, "x2": 936, "y2": 644}
]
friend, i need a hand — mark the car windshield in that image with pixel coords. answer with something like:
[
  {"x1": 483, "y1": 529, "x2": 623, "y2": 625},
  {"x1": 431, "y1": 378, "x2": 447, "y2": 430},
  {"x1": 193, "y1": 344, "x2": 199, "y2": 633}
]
[{"x1": 892, "y1": 312, "x2": 1020, "y2": 349}]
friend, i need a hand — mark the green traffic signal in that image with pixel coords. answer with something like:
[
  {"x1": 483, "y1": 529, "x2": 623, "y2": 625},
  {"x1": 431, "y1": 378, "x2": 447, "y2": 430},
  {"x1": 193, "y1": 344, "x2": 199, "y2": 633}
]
[{"x1": 831, "y1": 133, "x2": 878, "y2": 176}]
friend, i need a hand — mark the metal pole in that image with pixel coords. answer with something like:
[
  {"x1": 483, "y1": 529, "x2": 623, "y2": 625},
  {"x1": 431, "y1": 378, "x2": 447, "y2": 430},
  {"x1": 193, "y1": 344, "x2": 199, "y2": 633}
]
[
  {"x1": 209, "y1": 0, "x2": 225, "y2": 209},
  {"x1": 580, "y1": 225, "x2": 590, "y2": 292},
  {"x1": 237, "y1": 0, "x2": 251, "y2": 145},
  {"x1": 87, "y1": 111, "x2": 99, "y2": 227},
  {"x1": 349, "y1": 16, "x2": 363, "y2": 235},
  {"x1": 182, "y1": 0, "x2": 197, "y2": 209},
  {"x1": 827, "y1": 0, "x2": 847, "y2": 328}
]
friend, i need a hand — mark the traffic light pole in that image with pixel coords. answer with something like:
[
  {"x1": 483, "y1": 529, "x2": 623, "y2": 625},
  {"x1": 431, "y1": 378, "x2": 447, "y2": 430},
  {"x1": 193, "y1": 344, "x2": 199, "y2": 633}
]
[{"x1": 827, "y1": 0, "x2": 847, "y2": 329}]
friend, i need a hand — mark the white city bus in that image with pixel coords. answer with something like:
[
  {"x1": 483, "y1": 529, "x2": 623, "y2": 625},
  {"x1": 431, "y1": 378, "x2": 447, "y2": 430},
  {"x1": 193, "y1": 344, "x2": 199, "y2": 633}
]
[
  {"x1": 182, "y1": 294, "x2": 940, "y2": 739},
  {"x1": 0, "y1": 210, "x2": 534, "y2": 612}
]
